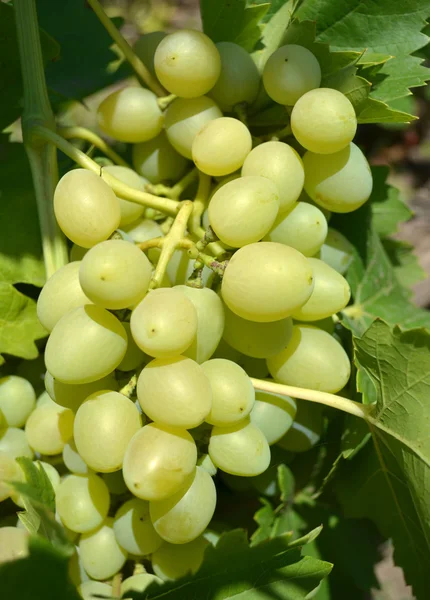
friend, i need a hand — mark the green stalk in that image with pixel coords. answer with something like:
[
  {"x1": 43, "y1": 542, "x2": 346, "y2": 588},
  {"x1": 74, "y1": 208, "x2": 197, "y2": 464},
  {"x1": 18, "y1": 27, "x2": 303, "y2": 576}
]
[{"x1": 15, "y1": 0, "x2": 68, "y2": 278}]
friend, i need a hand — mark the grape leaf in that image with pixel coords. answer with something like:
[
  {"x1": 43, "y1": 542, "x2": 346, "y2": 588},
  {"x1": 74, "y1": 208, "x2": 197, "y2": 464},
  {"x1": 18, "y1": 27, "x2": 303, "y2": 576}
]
[
  {"x1": 0, "y1": 138, "x2": 47, "y2": 363},
  {"x1": 0, "y1": 536, "x2": 80, "y2": 600},
  {"x1": 370, "y1": 166, "x2": 412, "y2": 238},
  {"x1": 138, "y1": 528, "x2": 332, "y2": 599},
  {"x1": 200, "y1": 0, "x2": 270, "y2": 52},
  {"x1": 383, "y1": 239, "x2": 427, "y2": 292},
  {"x1": 0, "y1": 3, "x2": 59, "y2": 130}
]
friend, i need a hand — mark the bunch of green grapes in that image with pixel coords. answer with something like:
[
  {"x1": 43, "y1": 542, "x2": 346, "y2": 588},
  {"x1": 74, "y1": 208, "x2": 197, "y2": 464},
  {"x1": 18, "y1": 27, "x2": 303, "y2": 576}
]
[{"x1": 0, "y1": 24, "x2": 371, "y2": 596}]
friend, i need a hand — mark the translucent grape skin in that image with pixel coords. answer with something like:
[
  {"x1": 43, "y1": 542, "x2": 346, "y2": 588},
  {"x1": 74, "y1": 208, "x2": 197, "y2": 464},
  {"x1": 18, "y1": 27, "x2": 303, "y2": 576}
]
[
  {"x1": 291, "y1": 88, "x2": 357, "y2": 154},
  {"x1": 0, "y1": 527, "x2": 29, "y2": 563},
  {"x1": 263, "y1": 45, "x2": 321, "y2": 106},
  {"x1": 121, "y1": 574, "x2": 162, "y2": 597},
  {"x1": 209, "y1": 418, "x2": 271, "y2": 477},
  {"x1": 102, "y1": 165, "x2": 147, "y2": 227},
  {"x1": 122, "y1": 423, "x2": 197, "y2": 501},
  {"x1": 133, "y1": 31, "x2": 166, "y2": 79},
  {"x1": 291, "y1": 258, "x2": 351, "y2": 321},
  {"x1": 267, "y1": 325, "x2": 351, "y2": 393},
  {"x1": 154, "y1": 30, "x2": 221, "y2": 98},
  {"x1": 250, "y1": 391, "x2": 297, "y2": 445},
  {"x1": 221, "y1": 242, "x2": 314, "y2": 322},
  {"x1": 165, "y1": 96, "x2": 223, "y2": 159},
  {"x1": 44, "y1": 371, "x2": 118, "y2": 412},
  {"x1": 222, "y1": 304, "x2": 293, "y2": 359},
  {"x1": 137, "y1": 356, "x2": 212, "y2": 429},
  {"x1": 56, "y1": 473, "x2": 110, "y2": 533},
  {"x1": 152, "y1": 537, "x2": 209, "y2": 580},
  {"x1": 208, "y1": 175, "x2": 280, "y2": 247},
  {"x1": 79, "y1": 517, "x2": 127, "y2": 581},
  {"x1": 113, "y1": 498, "x2": 163, "y2": 556},
  {"x1": 201, "y1": 359, "x2": 255, "y2": 426},
  {"x1": 264, "y1": 201, "x2": 328, "y2": 256},
  {"x1": 45, "y1": 305, "x2": 127, "y2": 384},
  {"x1": 0, "y1": 427, "x2": 33, "y2": 459},
  {"x1": 37, "y1": 262, "x2": 92, "y2": 332},
  {"x1": 0, "y1": 376, "x2": 36, "y2": 428},
  {"x1": 278, "y1": 400, "x2": 323, "y2": 453},
  {"x1": 132, "y1": 131, "x2": 189, "y2": 184},
  {"x1": 97, "y1": 87, "x2": 164, "y2": 143},
  {"x1": 79, "y1": 581, "x2": 113, "y2": 600},
  {"x1": 62, "y1": 439, "x2": 89, "y2": 475},
  {"x1": 175, "y1": 285, "x2": 225, "y2": 364},
  {"x1": 79, "y1": 239, "x2": 152, "y2": 310},
  {"x1": 25, "y1": 403, "x2": 74, "y2": 455},
  {"x1": 319, "y1": 228, "x2": 354, "y2": 274},
  {"x1": 303, "y1": 142, "x2": 373, "y2": 213},
  {"x1": 0, "y1": 452, "x2": 21, "y2": 501},
  {"x1": 130, "y1": 288, "x2": 198, "y2": 358},
  {"x1": 74, "y1": 391, "x2": 142, "y2": 472},
  {"x1": 241, "y1": 141, "x2": 305, "y2": 212},
  {"x1": 150, "y1": 466, "x2": 217, "y2": 544},
  {"x1": 192, "y1": 117, "x2": 252, "y2": 177},
  {"x1": 54, "y1": 169, "x2": 120, "y2": 248},
  {"x1": 209, "y1": 42, "x2": 260, "y2": 111}
]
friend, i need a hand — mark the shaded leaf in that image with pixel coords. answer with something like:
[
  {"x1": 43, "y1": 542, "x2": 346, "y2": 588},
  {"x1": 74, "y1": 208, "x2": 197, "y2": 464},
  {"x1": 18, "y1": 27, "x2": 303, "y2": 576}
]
[
  {"x1": 383, "y1": 239, "x2": 426, "y2": 292},
  {"x1": 15, "y1": 458, "x2": 55, "y2": 513},
  {"x1": 370, "y1": 166, "x2": 412, "y2": 238}
]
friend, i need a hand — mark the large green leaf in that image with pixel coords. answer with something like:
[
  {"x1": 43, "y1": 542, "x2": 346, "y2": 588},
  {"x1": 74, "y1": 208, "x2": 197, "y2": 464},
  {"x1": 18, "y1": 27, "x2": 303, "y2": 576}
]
[
  {"x1": 336, "y1": 321, "x2": 430, "y2": 599},
  {"x1": 0, "y1": 138, "x2": 46, "y2": 362},
  {"x1": 140, "y1": 528, "x2": 332, "y2": 599}
]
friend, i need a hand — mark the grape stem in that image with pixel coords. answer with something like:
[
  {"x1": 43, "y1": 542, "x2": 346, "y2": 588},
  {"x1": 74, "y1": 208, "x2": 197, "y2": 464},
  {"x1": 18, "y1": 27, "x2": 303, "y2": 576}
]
[
  {"x1": 190, "y1": 171, "x2": 211, "y2": 233},
  {"x1": 149, "y1": 201, "x2": 194, "y2": 289},
  {"x1": 111, "y1": 572, "x2": 122, "y2": 598},
  {"x1": 250, "y1": 378, "x2": 371, "y2": 420},
  {"x1": 14, "y1": 0, "x2": 69, "y2": 278},
  {"x1": 145, "y1": 169, "x2": 198, "y2": 200},
  {"x1": 158, "y1": 94, "x2": 177, "y2": 110},
  {"x1": 119, "y1": 373, "x2": 138, "y2": 398},
  {"x1": 86, "y1": 0, "x2": 165, "y2": 97},
  {"x1": 32, "y1": 126, "x2": 180, "y2": 215},
  {"x1": 59, "y1": 127, "x2": 131, "y2": 168}
]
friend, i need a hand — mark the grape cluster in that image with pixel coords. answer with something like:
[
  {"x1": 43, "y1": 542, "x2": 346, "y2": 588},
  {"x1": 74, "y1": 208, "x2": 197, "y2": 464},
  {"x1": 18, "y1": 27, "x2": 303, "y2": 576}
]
[{"x1": 0, "y1": 27, "x2": 371, "y2": 597}]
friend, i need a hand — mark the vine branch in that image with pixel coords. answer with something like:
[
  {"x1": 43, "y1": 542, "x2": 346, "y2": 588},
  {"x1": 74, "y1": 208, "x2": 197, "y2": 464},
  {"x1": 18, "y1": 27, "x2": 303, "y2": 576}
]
[{"x1": 59, "y1": 127, "x2": 131, "y2": 168}]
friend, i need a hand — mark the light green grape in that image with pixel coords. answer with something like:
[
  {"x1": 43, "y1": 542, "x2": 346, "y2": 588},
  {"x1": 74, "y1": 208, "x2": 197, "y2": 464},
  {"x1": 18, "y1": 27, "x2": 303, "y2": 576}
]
[
  {"x1": 209, "y1": 42, "x2": 260, "y2": 111},
  {"x1": 291, "y1": 258, "x2": 351, "y2": 321},
  {"x1": 0, "y1": 452, "x2": 20, "y2": 501},
  {"x1": 150, "y1": 466, "x2": 216, "y2": 544},
  {"x1": 175, "y1": 285, "x2": 225, "y2": 364},
  {"x1": 277, "y1": 400, "x2": 323, "y2": 452},
  {"x1": 291, "y1": 88, "x2": 357, "y2": 154},
  {"x1": 37, "y1": 262, "x2": 92, "y2": 332},
  {"x1": 319, "y1": 228, "x2": 354, "y2": 274},
  {"x1": 130, "y1": 288, "x2": 198, "y2": 358},
  {"x1": 79, "y1": 581, "x2": 113, "y2": 600},
  {"x1": 303, "y1": 142, "x2": 372, "y2": 212},
  {"x1": 166, "y1": 249, "x2": 212, "y2": 287},
  {"x1": 56, "y1": 473, "x2": 110, "y2": 533},
  {"x1": 152, "y1": 537, "x2": 209, "y2": 580},
  {"x1": 165, "y1": 96, "x2": 223, "y2": 159},
  {"x1": 74, "y1": 391, "x2": 141, "y2": 472},
  {"x1": 209, "y1": 418, "x2": 270, "y2": 476},
  {"x1": 102, "y1": 470, "x2": 128, "y2": 496},
  {"x1": 221, "y1": 242, "x2": 314, "y2": 322},
  {"x1": 250, "y1": 391, "x2": 297, "y2": 445},
  {"x1": 241, "y1": 141, "x2": 304, "y2": 212},
  {"x1": 79, "y1": 517, "x2": 127, "y2": 580},
  {"x1": 267, "y1": 325, "x2": 351, "y2": 393},
  {"x1": 154, "y1": 30, "x2": 221, "y2": 98},
  {"x1": 133, "y1": 31, "x2": 166, "y2": 78},
  {"x1": 132, "y1": 131, "x2": 189, "y2": 184},
  {"x1": 0, "y1": 527, "x2": 28, "y2": 563},
  {"x1": 137, "y1": 356, "x2": 212, "y2": 429},
  {"x1": 44, "y1": 371, "x2": 118, "y2": 412},
  {"x1": 123, "y1": 423, "x2": 197, "y2": 501},
  {"x1": 45, "y1": 305, "x2": 127, "y2": 384},
  {"x1": 208, "y1": 175, "x2": 280, "y2": 247},
  {"x1": 0, "y1": 428, "x2": 33, "y2": 459},
  {"x1": 121, "y1": 574, "x2": 162, "y2": 597},
  {"x1": 62, "y1": 439, "x2": 89, "y2": 475},
  {"x1": 102, "y1": 165, "x2": 147, "y2": 227},
  {"x1": 263, "y1": 45, "x2": 321, "y2": 106},
  {"x1": 192, "y1": 117, "x2": 252, "y2": 176},
  {"x1": 264, "y1": 201, "x2": 328, "y2": 256},
  {"x1": 222, "y1": 303, "x2": 292, "y2": 359},
  {"x1": 97, "y1": 87, "x2": 164, "y2": 143},
  {"x1": 113, "y1": 498, "x2": 163, "y2": 555},
  {"x1": 201, "y1": 359, "x2": 255, "y2": 426},
  {"x1": 197, "y1": 453, "x2": 217, "y2": 476},
  {"x1": 79, "y1": 239, "x2": 152, "y2": 310},
  {"x1": 54, "y1": 169, "x2": 120, "y2": 248},
  {"x1": 0, "y1": 376, "x2": 36, "y2": 428},
  {"x1": 25, "y1": 403, "x2": 74, "y2": 455},
  {"x1": 36, "y1": 391, "x2": 56, "y2": 408},
  {"x1": 117, "y1": 322, "x2": 146, "y2": 372},
  {"x1": 123, "y1": 218, "x2": 163, "y2": 243}
]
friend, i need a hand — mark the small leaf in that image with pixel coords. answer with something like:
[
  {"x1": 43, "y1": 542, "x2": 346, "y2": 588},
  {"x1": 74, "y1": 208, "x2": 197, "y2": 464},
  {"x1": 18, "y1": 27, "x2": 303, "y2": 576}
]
[
  {"x1": 278, "y1": 464, "x2": 295, "y2": 503},
  {"x1": 370, "y1": 167, "x2": 412, "y2": 238},
  {"x1": 15, "y1": 458, "x2": 55, "y2": 513},
  {"x1": 251, "y1": 498, "x2": 276, "y2": 545}
]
